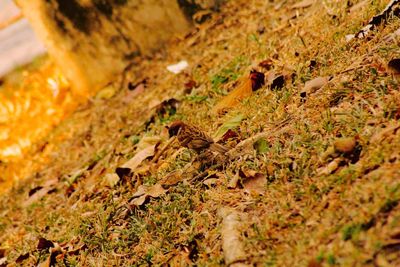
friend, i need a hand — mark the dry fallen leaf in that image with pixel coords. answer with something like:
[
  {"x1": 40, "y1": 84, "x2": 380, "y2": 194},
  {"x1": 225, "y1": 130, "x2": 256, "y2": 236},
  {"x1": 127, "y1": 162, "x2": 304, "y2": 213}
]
[
  {"x1": 146, "y1": 184, "x2": 166, "y2": 198},
  {"x1": 221, "y1": 129, "x2": 239, "y2": 142},
  {"x1": 218, "y1": 208, "x2": 247, "y2": 265},
  {"x1": 136, "y1": 136, "x2": 162, "y2": 150},
  {"x1": 122, "y1": 83, "x2": 145, "y2": 104},
  {"x1": 213, "y1": 80, "x2": 251, "y2": 114},
  {"x1": 161, "y1": 170, "x2": 184, "y2": 186},
  {"x1": 307, "y1": 259, "x2": 323, "y2": 267},
  {"x1": 212, "y1": 71, "x2": 264, "y2": 114},
  {"x1": 116, "y1": 137, "x2": 161, "y2": 181},
  {"x1": 37, "y1": 237, "x2": 54, "y2": 250},
  {"x1": 370, "y1": 124, "x2": 400, "y2": 143},
  {"x1": 266, "y1": 71, "x2": 277, "y2": 85},
  {"x1": 259, "y1": 59, "x2": 273, "y2": 70},
  {"x1": 242, "y1": 173, "x2": 267, "y2": 195},
  {"x1": 387, "y1": 58, "x2": 400, "y2": 78},
  {"x1": 317, "y1": 158, "x2": 343, "y2": 176},
  {"x1": 154, "y1": 98, "x2": 180, "y2": 117},
  {"x1": 115, "y1": 167, "x2": 131, "y2": 180},
  {"x1": 0, "y1": 251, "x2": 7, "y2": 267},
  {"x1": 301, "y1": 77, "x2": 329, "y2": 97},
  {"x1": 227, "y1": 173, "x2": 240, "y2": 189},
  {"x1": 24, "y1": 179, "x2": 58, "y2": 207},
  {"x1": 66, "y1": 243, "x2": 87, "y2": 256},
  {"x1": 15, "y1": 253, "x2": 29, "y2": 264},
  {"x1": 38, "y1": 245, "x2": 63, "y2": 267},
  {"x1": 345, "y1": 34, "x2": 355, "y2": 42},
  {"x1": 203, "y1": 178, "x2": 219, "y2": 188},
  {"x1": 130, "y1": 184, "x2": 167, "y2": 206},
  {"x1": 349, "y1": 0, "x2": 369, "y2": 13},
  {"x1": 291, "y1": 0, "x2": 315, "y2": 9},
  {"x1": 384, "y1": 27, "x2": 400, "y2": 42},
  {"x1": 184, "y1": 79, "x2": 197, "y2": 92},
  {"x1": 351, "y1": 0, "x2": 400, "y2": 40},
  {"x1": 104, "y1": 173, "x2": 120, "y2": 188},
  {"x1": 249, "y1": 70, "x2": 265, "y2": 90},
  {"x1": 121, "y1": 137, "x2": 160, "y2": 171},
  {"x1": 131, "y1": 195, "x2": 147, "y2": 206},
  {"x1": 270, "y1": 74, "x2": 285, "y2": 90},
  {"x1": 132, "y1": 185, "x2": 147, "y2": 198}
]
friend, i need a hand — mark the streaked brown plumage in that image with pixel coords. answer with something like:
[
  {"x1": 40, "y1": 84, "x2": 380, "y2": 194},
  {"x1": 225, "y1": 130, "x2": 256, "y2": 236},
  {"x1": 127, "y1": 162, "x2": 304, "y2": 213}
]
[{"x1": 168, "y1": 121, "x2": 229, "y2": 154}]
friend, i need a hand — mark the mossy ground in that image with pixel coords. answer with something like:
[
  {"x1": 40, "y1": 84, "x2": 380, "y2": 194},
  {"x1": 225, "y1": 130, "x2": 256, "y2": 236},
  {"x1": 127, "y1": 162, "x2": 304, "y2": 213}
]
[{"x1": 2, "y1": 0, "x2": 400, "y2": 266}]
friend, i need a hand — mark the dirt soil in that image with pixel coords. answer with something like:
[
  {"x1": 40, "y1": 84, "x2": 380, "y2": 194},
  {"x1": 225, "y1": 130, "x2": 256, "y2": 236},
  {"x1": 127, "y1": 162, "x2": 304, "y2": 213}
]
[{"x1": 1, "y1": 0, "x2": 400, "y2": 266}]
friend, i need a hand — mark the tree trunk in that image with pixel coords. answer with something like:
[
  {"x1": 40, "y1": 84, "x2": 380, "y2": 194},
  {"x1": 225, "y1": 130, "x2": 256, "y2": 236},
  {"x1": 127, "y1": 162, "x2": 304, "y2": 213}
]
[{"x1": 15, "y1": 0, "x2": 219, "y2": 96}]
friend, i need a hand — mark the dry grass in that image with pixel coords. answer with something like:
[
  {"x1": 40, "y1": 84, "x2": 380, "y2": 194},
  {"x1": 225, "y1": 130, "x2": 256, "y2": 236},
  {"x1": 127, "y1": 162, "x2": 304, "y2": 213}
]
[{"x1": 1, "y1": 0, "x2": 400, "y2": 266}]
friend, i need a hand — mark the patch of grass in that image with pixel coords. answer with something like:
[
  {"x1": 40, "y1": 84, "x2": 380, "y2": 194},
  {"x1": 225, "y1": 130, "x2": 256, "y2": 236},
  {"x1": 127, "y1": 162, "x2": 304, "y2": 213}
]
[
  {"x1": 3, "y1": 0, "x2": 400, "y2": 266},
  {"x1": 379, "y1": 199, "x2": 399, "y2": 214},
  {"x1": 342, "y1": 223, "x2": 362, "y2": 241},
  {"x1": 143, "y1": 175, "x2": 158, "y2": 185},
  {"x1": 129, "y1": 135, "x2": 140, "y2": 145},
  {"x1": 327, "y1": 253, "x2": 337, "y2": 265},
  {"x1": 184, "y1": 93, "x2": 208, "y2": 103},
  {"x1": 249, "y1": 33, "x2": 262, "y2": 47}
]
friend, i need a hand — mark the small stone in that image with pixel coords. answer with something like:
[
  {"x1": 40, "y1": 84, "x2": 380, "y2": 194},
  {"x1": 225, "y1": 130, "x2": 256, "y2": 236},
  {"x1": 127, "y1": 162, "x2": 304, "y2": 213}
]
[
  {"x1": 303, "y1": 77, "x2": 328, "y2": 95},
  {"x1": 334, "y1": 137, "x2": 357, "y2": 153}
]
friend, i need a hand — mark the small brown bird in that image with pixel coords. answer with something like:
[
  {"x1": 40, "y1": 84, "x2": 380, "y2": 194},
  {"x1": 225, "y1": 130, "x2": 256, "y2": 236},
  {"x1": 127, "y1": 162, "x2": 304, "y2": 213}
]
[{"x1": 168, "y1": 120, "x2": 229, "y2": 154}]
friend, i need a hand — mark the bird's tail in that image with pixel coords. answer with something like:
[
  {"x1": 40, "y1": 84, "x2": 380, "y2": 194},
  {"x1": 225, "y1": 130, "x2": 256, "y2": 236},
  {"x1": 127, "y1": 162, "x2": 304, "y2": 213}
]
[{"x1": 210, "y1": 143, "x2": 229, "y2": 154}]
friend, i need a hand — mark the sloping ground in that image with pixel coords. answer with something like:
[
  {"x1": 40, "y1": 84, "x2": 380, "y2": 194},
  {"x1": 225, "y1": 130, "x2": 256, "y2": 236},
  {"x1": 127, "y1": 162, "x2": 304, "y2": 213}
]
[{"x1": 1, "y1": 0, "x2": 400, "y2": 266}]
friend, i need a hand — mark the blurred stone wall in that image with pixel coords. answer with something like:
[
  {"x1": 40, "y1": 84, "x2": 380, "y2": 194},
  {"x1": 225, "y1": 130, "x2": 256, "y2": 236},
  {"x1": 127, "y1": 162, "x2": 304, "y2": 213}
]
[
  {"x1": 0, "y1": 0, "x2": 45, "y2": 78},
  {"x1": 15, "y1": 0, "x2": 220, "y2": 96}
]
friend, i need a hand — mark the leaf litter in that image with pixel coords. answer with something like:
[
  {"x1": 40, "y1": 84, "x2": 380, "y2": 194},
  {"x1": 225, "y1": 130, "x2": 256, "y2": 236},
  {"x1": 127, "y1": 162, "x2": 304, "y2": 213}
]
[{"x1": 2, "y1": 0, "x2": 400, "y2": 266}]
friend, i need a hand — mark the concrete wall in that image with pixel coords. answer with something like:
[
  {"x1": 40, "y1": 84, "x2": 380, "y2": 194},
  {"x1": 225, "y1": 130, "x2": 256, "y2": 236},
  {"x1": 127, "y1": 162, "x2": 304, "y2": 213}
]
[
  {"x1": 0, "y1": 1, "x2": 46, "y2": 78},
  {"x1": 15, "y1": 0, "x2": 219, "y2": 97}
]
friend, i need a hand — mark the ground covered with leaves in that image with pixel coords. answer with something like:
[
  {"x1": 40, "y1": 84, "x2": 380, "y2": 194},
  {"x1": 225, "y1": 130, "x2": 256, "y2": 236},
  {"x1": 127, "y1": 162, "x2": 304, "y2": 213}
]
[{"x1": 1, "y1": 0, "x2": 400, "y2": 266}]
